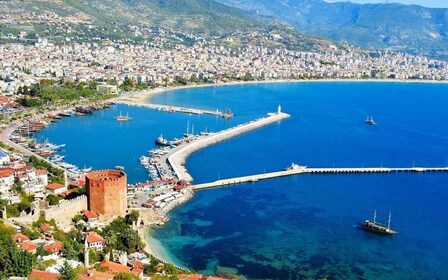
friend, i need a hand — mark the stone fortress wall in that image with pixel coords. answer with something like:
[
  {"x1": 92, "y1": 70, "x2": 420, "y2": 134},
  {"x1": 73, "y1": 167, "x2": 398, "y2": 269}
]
[{"x1": 42, "y1": 195, "x2": 87, "y2": 221}]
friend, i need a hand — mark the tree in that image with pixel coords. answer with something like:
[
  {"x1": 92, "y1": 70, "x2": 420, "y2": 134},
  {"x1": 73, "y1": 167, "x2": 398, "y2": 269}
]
[
  {"x1": 46, "y1": 194, "x2": 61, "y2": 206},
  {"x1": 124, "y1": 210, "x2": 139, "y2": 225},
  {"x1": 58, "y1": 260, "x2": 78, "y2": 280},
  {"x1": 143, "y1": 263, "x2": 157, "y2": 275},
  {"x1": 88, "y1": 249, "x2": 99, "y2": 264},
  {"x1": 36, "y1": 244, "x2": 49, "y2": 257},
  {"x1": 113, "y1": 272, "x2": 140, "y2": 280},
  {"x1": 164, "y1": 263, "x2": 179, "y2": 279},
  {"x1": 62, "y1": 242, "x2": 78, "y2": 260},
  {"x1": 73, "y1": 214, "x2": 83, "y2": 223},
  {"x1": 0, "y1": 223, "x2": 35, "y2": 278}
]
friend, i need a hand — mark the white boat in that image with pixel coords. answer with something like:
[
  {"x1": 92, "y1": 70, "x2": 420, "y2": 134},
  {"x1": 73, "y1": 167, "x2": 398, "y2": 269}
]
[
  {"x1": 155, "y1": 134, "x2": 169, "y2": 146},
  {"x1": 365, "y1": 116, "x2": 376, "y2": 125},
  {"x1": 49, "y1": 155, "x2": 65, "y2": 162},
  {"x1": 116, "y1": 111, "x2": 132, "y2": 121},
  {"x1": 81, "y1": 167, "x2": 92, "y2": 173}
]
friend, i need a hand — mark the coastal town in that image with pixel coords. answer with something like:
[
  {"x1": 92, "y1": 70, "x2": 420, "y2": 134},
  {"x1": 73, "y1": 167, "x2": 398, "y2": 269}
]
[
  {"x1": 1, "y1": 38, "x2": 448, "y2": 96},
  {"x1": 1, "y1": 3, "x2": 448, "y2": 279}
]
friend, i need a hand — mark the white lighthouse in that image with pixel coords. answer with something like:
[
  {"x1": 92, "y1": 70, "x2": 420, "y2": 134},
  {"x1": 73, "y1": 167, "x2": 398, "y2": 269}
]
[{"x1": 277, "y1": 104, "x2": 282, "y2": 114}]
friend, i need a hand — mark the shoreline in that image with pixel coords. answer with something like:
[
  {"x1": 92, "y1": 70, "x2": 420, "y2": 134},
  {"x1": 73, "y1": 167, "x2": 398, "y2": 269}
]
[
  {"x1": 138, "y1": 222, "x2": 186, "y2": 270},
  {"x1": 122, "y1": 77, "x2": 448, "y2": 273},
  {"x1": 4, "y1": 78, "x2": 445, "y2": 274},
  {"x1": 119, "y1": 78, "x2": 448, "y2": 106}
]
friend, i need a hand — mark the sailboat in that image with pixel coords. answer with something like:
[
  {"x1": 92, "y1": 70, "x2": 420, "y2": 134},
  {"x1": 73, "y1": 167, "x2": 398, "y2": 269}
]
[
  {"x1": 116, "y1": 111, "x2": 132, "y2": 121},
  {"x1": 365, "y1": 116, "x2": 376, "y2": 125},
  {"x1": 362, "y1": 210, "x2": 398, "y2": 235},
  {"x1": 222, "y1": 108, "x2": 233, "y2": 118}
]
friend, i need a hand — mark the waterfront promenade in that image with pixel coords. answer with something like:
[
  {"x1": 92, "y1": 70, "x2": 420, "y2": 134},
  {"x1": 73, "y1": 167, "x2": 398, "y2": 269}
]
[
  {"x1": 167, "y1": 109, "x2": 291, "y2": 182},
  {"x1": 192, "y1": 166, "x2": 448, "y2": 190}
]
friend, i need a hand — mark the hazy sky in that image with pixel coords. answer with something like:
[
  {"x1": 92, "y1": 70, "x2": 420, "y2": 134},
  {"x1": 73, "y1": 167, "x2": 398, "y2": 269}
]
[{"x1": 324, "y1": 0, "x2": 447, "y2": 8}]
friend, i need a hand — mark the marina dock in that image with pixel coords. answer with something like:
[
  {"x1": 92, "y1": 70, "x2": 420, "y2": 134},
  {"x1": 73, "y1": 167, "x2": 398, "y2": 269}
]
[
  {"x1": 0, "y1": 120, "x2": 77, "y2": 178},
  {"x1": 192, "y1": 166, "x2": 448, "y2": 190},
  {"x1": 116, "y1": 100, "x2": 225, "y2": 117}
]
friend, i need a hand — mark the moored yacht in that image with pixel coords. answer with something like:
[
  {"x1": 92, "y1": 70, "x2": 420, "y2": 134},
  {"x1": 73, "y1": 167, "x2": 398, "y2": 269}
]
[{"x1": 155, "y1": 134, "x2": 169, "y2": 146}]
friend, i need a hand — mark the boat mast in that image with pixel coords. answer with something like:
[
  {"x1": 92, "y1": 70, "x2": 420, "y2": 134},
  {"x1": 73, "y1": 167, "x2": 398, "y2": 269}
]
[
  {"x1": 387, "y1": 212, "x2": 392, "y2": 230},
  {"x1": 186, "y1": 120, "x2": 189, "y2": 135},
  {"x1": 373, "y1": 210, "x2": 377, "y2": 223}
]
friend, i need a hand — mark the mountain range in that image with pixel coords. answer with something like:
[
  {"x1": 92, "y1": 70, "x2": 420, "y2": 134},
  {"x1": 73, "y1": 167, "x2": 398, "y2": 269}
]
[{"x1": 216, "y1": 0, "x2": 448, "y2": 59}]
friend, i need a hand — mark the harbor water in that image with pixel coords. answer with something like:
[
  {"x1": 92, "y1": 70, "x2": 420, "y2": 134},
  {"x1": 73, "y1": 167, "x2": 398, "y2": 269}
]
[{"x1": 36, "y1": 82, "x2": 448, "y2": 279}]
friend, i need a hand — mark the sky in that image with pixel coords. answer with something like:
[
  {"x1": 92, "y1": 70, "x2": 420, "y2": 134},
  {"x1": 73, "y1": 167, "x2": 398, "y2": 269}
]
[{"x1": 324, "y1": 0, "x2": 448, "y2": 8}]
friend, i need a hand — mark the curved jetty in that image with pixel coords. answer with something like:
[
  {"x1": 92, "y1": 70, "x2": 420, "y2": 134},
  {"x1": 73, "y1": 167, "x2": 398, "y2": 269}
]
[{"x1": 168, "y1": 110, "x2": 291, "y2": 182}]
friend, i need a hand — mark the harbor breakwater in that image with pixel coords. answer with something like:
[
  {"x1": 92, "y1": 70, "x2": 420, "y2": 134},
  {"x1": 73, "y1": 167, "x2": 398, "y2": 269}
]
[{"x1": 167, "y1": 111, "x2": 291, "y2": 182}]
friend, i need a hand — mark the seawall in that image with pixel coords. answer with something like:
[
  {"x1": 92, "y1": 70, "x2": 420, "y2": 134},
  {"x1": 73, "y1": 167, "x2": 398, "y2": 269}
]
[{"x1": 168, "y1": 111, "x2": 291, "y2": 182}]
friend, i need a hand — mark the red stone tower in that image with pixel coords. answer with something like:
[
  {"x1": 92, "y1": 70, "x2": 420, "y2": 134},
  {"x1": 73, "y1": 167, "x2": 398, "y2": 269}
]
[{"x1": 86, "y1": 170, "x2": 127, "y2": 218}]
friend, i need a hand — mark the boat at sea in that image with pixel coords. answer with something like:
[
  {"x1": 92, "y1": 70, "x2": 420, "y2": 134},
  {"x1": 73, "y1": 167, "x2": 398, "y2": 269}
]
[
  {"x1": 285, "y1": 163, "x2": 307, "y2": 171},
  {"x1": 365, "y1": 116, "x2": 376, "y2": 125},
  {"x1": 155, "y1": 134, "x2": 169, "y2": 146},
  {"x1": 362, "y1": 210, "x2": 397, "y2": 235},
  {"x1": 222, "y1": 108, "x2": 233, "y2": 118},
  {"x1": 115, "y1": 111, "x2": 132, "y2": 121}
]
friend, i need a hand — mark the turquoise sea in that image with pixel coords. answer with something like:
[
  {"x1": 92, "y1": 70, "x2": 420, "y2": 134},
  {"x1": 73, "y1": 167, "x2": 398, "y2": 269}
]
[{"x1": 35, "y1": 82, "x2": 448, "y2": 279}]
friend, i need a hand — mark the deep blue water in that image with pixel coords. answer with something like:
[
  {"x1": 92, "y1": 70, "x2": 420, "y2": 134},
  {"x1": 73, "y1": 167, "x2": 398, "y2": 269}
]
[{"x1": 36, "y1": 82, "x2": 448, "y2": 279}]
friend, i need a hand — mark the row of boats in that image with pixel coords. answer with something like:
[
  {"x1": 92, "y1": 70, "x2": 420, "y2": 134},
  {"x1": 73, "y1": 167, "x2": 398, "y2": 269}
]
[{"x1": 48, "y1": 154, "x2": 92, "y2": 174}]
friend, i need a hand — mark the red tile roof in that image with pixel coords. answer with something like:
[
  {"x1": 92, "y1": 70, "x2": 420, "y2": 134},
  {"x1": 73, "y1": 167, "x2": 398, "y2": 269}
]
[
  {"x1": 83, "y1": 210, "x2": 98, "y2": 220},
  {"x1": 13, "y1": 232, "x2": 30, "y2": 243},
  {"x1": 70, "y1": 179, "x2": 85, "y2": 188},
  {"x1": 86, "y1": 231, "x2": 105, "y2": 244},
  {"x1": 59, "y1": 189, "x2": 76, "y2": 198},
  {"x1": 36, "y1": 169, "x2": 48, "y2": 175},
  {"x1": 43, "y1": 241, "x2": 63, "y2": 253},
  {"x1": 14, "y1": 165, "x2": 33, "y2": 173},
  {"x1": 0, "y1": 168, "x2": 14, "y2": 178},
  {"x1": 46, "y1": 183, "x2": 65, "y2": 190},
  {"x1": 99, "y1": 260, "x2": 131, "y2": 273},
  {"x1": 40, "y1": 223, "x2": 53, "y2": 232},
  {"x1": 29, "y1": 270, "x2": 60, "y2": 280},
  {"x1": 182, "y1": 276, "x2": 206, "y2": 280},
  {"x1": 80, "y1": 270, "x2": 115, "y2": 280},
  {"x1": 20, "y1": 241, "x2": 38, "y2": 252},
  {"x1": 129, "y1": 260, "x2": 145, "y2": 269}
]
